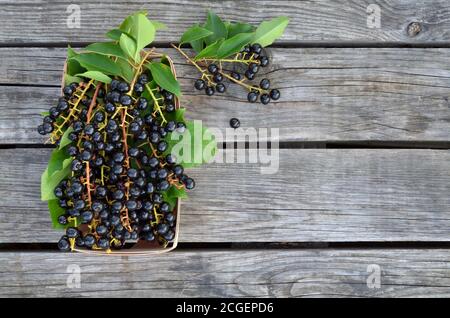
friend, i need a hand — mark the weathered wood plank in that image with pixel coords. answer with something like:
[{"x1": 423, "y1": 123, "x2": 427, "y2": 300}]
[
  {"x1": 2, "y1": 47, "x2": 450, "y2": 143},
  {"x1": 1, "y1": 1, "x2": 450, "y2": 44},
  {"x1": 1, "y1": 249, "x2": 449, "y2": 297},
  {"x1": 2, "y1": 148, "x2": 450, "y2": 243}
]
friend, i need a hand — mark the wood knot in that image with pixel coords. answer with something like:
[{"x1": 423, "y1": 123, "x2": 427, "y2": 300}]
[{"x1": 407, "y1": 22, "x2": 422, "y2": 37}]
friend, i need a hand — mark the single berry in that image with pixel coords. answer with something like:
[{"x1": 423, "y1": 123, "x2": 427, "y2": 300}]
[
  {"x1": 163, "y1": 91, "x2": 174, "y2": 102},
  {"x1": 137, "y1": 97, "x2": 148, "y2": 110},
  {"x1": 157, "y1": 141, "x2": 168, "y2": 152},
  {"x1": 166, "y1": 154, "x2": 177, "y2": 164},
  {"x1": 96, "y1": 224, "x2": 108, "y2": 236},
  {"x1": 142, "y1": 231, "x2": 155, "y2": 241},
  {"x1": 208, "y1": 64, "x2": 219, "y2": 74},
  {"x1": 251, "y1": 43, "x2": 263, "y2": 55},
  {"x1": 216, "y1": 83, "x2": 226, "y2": 93},
  {"x1": 194, "y1": 79, "x2": 205, "y2": 90},
  {"x1": 270, "y1": 89, "x2": 281, "y2": 100},
  {"x1": 260, "y1": 94, "x2": 270, "y2": 105},
  {"x1": 117, "y1": 81, "x2": 130, "y2": 93},
  {"x1": 58, "y1": 215, "x2": 68, "y2": 225},
  {"x1": 259, "y1": 56, "x2": 269, "y2": 67},
  {"x1": 81, "y1": 210, "x2": 94, "y2": 223},
  {"x1": 248, "y1": 63, "x2": 259, "y2": 74},
  {"x1": 176, "y1": 122, "x2": 186, "y2": 133},
  {"x1": 157, "y1": 223, "x2": 169, "y2": 235},
  {"x1": 173, "y1": 165, "x2": 183, "y2": 176},
  {"x1": 83, "y1": 235, "x2": 96, "y2": 248},
  {"x1": 94, "y1": 111, "x2": 105, "y2": 123},
  {"x1": 134, "y1": 83, "x2": 144, "y2": 95},
  {"x1": 37, "y1": 125, "x2": 46, "y2": 135},
  {"x1": 127, "y1": 168, "x2": 138, "y2": 179},
  {"x1": 97, "y1": 238, "x2": 110, "y2": 250},
  {"x1": 205, "y1": 86, "x2": 215, "y2": 96},
  {"x1": 230, "y1": 118, "x2": 240, "y2": 129},
  {"x1": 245, "y1": 70, "x2": 255, "y2": 80},
  {"x1": 165, "y1": 102, "x2": 175, "y2": 113},
  {"x1": 129, "y1": 147, "x2": 140, "y2": 158},
  {"x1": 231, "y1": 72, "x2": 242, "y2": 81},
  {"x1": 105, "y1": 102, "x2": 116, "y2": 113},
  {"x1": 120, "y1": 95, "x2": 132, "y2": 106},
  {"x1": 43, "y1": 122, "x2": 54, "y2": 134},
  {"x1": 160, "y1": 202, "x2": 170, "y2": 213},
  {"x1": 63, "y1": 86, "x2": 74, "y2": 97},
  {"x1": 163, "y1": 230, "x2": 175, "y2": 241},
  {"x1": 57, "y1": 99, "x2": 69, "y2": 112},
  {"x1": 213, "y1": 73, "x2": 223, "y2": 83},
  {"x1": 247, "y1": 91, "x2": 259, "y2": 103},
  {"x1": 66, "y1": 227, "x2": 80, "y2": 239},
  {"x1": 260, "y1": 78, "x2": 270, "y2": 90},
  {"x1": 58, "y1": 236, "x2": 71, "y2": 251},
  {"x1": 111, "y1": 80, "x2": 120, "y2": 91}
]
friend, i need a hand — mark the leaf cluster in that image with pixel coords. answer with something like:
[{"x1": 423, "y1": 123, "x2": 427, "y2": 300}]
[{"x1": 180, "y1": 11, "x2": 289, "y2": 59}]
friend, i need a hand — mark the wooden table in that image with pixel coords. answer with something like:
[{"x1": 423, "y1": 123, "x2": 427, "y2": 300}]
[{"x1": 1, "y1": 0, "x2": 450, "y2": 297}]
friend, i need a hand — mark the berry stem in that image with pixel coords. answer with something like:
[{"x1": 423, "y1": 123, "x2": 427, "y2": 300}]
[
  {"x1": 199, "y1": 54, "x2": 259, "y2": 65},
  {"x1": 85, "y1": 162, "x2": 92, "y2": 207},
  {"x1": 86, "y1": 83, "x2": 102, "y2": 123},
  {"x1": 145, "y1": 84, "x2": 167, "y2": 124},
  {"x1": 120, "y1": 109, "x2": 130, "y2": 169},
  {"x1": 219, "y1": 70, "x2": 266, "y2": 93},
  {"x1": 129, "y1": 49, "x2": 155, "y2": 93},
  {"x1": 171, "y1": 44, "x2": 215, "y2": 86},
  {"x1": 49, "y1": 79, "x2": 95, "y2": 144}
]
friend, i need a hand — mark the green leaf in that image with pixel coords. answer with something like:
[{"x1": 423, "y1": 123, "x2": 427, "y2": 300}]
[
  {"x1": 85, "y1": 42, "x2": 128, "y2": 60},
  {"x1": 180, "y1": 26, "x2": 213, "y2": 44},
  {"x1": 115, "y1": 58, "x2": 134, "y2": 82},
  {"x1": 165, "y1": 108, "x2": 186, "y2": 123},
  {"x1": 67, "y1": 46, "x2": 78, "y2": 59},
  {"x1": 252, "y1": 16, "x2": 289, "y2": 47},
  {"x1": 162, "y1": 186, "x2": 187, "y2": 210},
  {"x1": 41, "y1": 159, "x2": 72, "y2": 201},
  {"x1": 66, "y1": 46, "x2": 85, "y2": 76},
  {"x1": 146, "y1": 62, "x2": 181, "y2": 97},
  {"x1": 76, "y1": 71, "x2": 112, "y2": 84},
  {"x1": 217, "y1": 33, "x2": 253, "y2": 58},
  {"x1": 190, "y1": 39, "x2": 205, "y2": 53},
  {"x1": 47, "y1": 147, "x2": 71, "y2": 177},
  {"x1": 152, "y1": 20, "x2": 167, "y2": 30},
  {"x1": 71, "y1": 53, "x2": 121, "y2": 76},
  {"x1": 58, "y1": 127, "x2": 74, "y2": 149},
  {"x1": 40, "y1": 111, "x2": 50, "y2": 116},
  {"x1": 48, "y1": 200, "x2": 67, "y2": 229},
  {"x1": 119, "y1": 33, "x2": 138, "y2": 62},
  {"x1": 227, "y1": 22, "x2": 255, "y2": 38},
  {"x1": 106, "y1": 29, "x2": 126, "y2": 41},
  {"x1": 120, "y1": 13, "x2": 155, "y2": 60},
  {"x1": 194, "y1": 39, "x2": 223, "y2": 60},
  {"x1": 204, "y1": 10, "x2": 228, "y2": 45},
  {"x1": 64, "y1": 74, "x2": 82, "y2": 86},
  {"x1": 165, "y1": 120, "x2": 217, "y2": 169}
]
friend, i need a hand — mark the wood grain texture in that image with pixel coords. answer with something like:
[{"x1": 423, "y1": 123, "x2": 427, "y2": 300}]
[
  {"x1": 2, "y1": 47, "x2": 450, "y2": 143},
  {"x1": 1, "y1": 0, "x2": 450, "y2": 44},
  {"x1": 2, "y1": 148, "x2": 450, "y2": 243},
  {"x1": 1, "y1": 249, "x2": 449, "y2": 297}
]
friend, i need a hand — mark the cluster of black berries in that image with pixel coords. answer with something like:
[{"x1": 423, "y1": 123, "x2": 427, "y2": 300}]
[
  {"x1": 38, "y1": 75, "x2": 194, "y2": 252},
  {"x1": 193, "y1": 43, "x2": 280, "y2": 105}
]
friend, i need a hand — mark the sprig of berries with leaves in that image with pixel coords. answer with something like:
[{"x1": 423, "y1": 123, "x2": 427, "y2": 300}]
[
  {"x1": 37, "y1": 12, "x2": 216, "y2": 252},
  {"x1": 174, "y1": 11, "x2": 289, "y2": 105}
]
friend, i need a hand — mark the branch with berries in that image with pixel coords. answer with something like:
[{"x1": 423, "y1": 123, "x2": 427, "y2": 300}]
[{"x1": 174, "y1": 11, "x2": 288, "y2": 106}]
